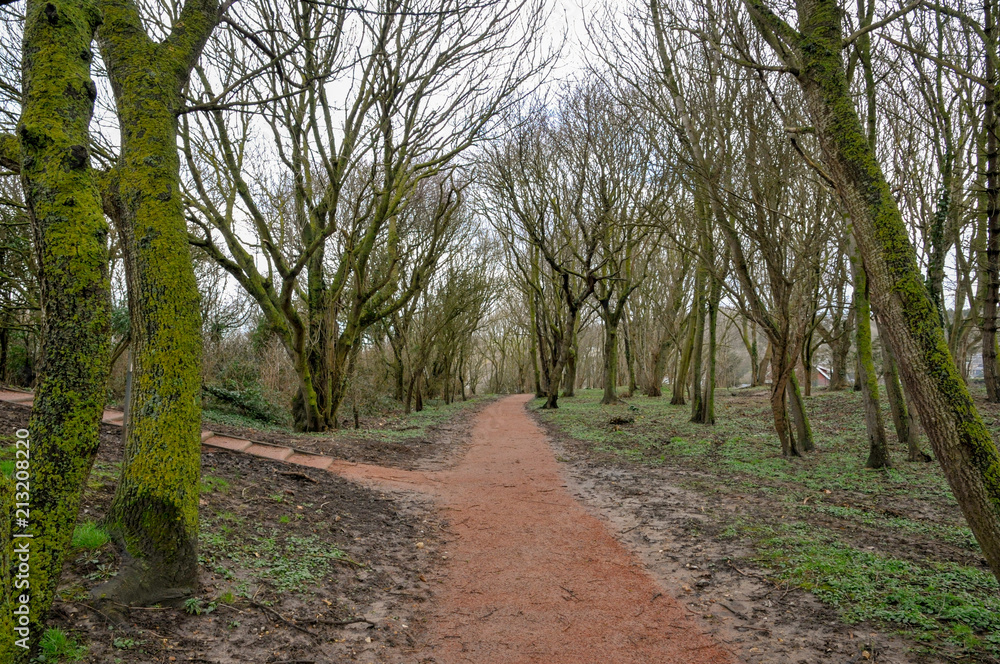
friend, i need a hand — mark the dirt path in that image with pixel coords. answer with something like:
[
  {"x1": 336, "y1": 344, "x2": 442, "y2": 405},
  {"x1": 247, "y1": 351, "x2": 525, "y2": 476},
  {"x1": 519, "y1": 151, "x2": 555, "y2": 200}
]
[
  {"x1": 345, "y1": 395, "x2": 736, "y2": 664},
  {"x1": 0, "y1": 389, "x2": 736, "y2": 663}
]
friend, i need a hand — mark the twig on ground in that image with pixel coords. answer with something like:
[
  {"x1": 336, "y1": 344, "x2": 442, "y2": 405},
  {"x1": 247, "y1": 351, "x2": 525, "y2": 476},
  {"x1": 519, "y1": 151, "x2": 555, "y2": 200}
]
[
  {"x1": 301, "y1": 617, "x2": 376, "y2": 628},
  {"x1": 250, "y1": 600, "x2": 319, "y2": 637}
]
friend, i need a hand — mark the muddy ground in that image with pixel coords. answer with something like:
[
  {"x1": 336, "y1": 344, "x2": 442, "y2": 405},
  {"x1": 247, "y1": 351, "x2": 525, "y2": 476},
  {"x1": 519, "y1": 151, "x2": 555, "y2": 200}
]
[{"x1": 0, "y1": 401, "x2": 446, "y2": 664}]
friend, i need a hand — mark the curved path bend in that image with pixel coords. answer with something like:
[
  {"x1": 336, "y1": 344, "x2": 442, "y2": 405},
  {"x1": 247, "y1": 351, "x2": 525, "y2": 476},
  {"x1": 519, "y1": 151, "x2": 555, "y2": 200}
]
[
  {"x1": 0, "y1": 390, "x2": 734, "y2": 664},
  {"x1": 342, "y1": 395, "x2": 735, "y2": 664}
]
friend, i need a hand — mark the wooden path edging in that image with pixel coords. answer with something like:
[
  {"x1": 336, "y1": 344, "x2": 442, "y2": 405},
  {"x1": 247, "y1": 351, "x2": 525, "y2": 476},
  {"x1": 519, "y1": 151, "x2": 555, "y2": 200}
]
[{"x1": 0, "y1": 389, "x2": 340, "y2": 473}]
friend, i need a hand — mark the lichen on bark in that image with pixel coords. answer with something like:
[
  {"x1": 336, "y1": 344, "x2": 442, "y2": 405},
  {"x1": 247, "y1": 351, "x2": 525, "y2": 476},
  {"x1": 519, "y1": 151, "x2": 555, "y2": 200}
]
[{"x1": 7, "y1": 0, "x2": 110, "y2": 657}]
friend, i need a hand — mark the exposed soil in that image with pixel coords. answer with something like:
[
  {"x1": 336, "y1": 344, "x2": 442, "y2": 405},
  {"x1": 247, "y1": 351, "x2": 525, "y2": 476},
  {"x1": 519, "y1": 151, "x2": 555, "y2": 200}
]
[
  {"x1": 0, "y1": 400, "x2": 442, "y2": 663},
  {"x1": 11, "y1": 388, "x2": 968, "y2": 663},
  {"x1": 336, "y1": 395, "x2": 736, "y2": 664},
  {"x1": 203, "y1": 397, "x2": 493, "y2": 472},
  {"x1": 530, "y1": 396, "x2": 967, "y2": 664}
]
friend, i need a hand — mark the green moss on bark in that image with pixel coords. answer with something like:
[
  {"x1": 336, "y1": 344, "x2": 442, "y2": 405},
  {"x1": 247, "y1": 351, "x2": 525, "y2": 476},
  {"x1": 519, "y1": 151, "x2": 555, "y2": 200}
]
[
  {"x1": 10, "y1": 0, "x2": 110, "y2": 657},
  {"x1": 93, "y1": 0, "x2": 217, "y2": 603},
  {"x1": 748, "y1": 0, "x2": 1000, "y2": 583}
]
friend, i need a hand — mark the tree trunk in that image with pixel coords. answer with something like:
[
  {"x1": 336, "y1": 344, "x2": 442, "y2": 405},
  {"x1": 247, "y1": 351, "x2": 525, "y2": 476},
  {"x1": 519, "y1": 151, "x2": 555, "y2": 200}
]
[
  {"x1": 1, "y1": 472, "x2": 14, "y2": 659},
  {"x1": 878, "y1": 319, "x2": 931, "y2": 462},
  {"x1": 601, "y1": 321, "x2": 620, "y2": 405},
  {"x1": 562, "y1": 325, "x2": 578, "y2": 397},
  {"x1": 672, "y1": 311, "x2": 695, "y2": 404},
  {"x1": 6, "y1": 0, "x2": 110, "y2": 654},
  {"x1": 853, "y1": 259, "x2": 891, "y2": 469},
  {"x1": 690, "y1": 274, "x2": 706, "y2": 422},
  {"x1": 753, "y1": 0, "x2": 1000, "y2": 581},
  {"x1": 802, "y1": 335, "x2": 813, "y2": 396},
  {"x1": 623, "y1": 316, "x2": 637, "y2": 397},
  {"x1": 0, "y1": 327, "x2": 9, "y2": 384},
  {"x1": 754, "y1": 340, "x2": 771, "y2": 387},
  {"x1": 748, "y1": 319, "x2": 759, "y2": 386},
  {"x1": 829, "y1": 308, "x2": 853, "y2": 390},
  {"x1": 96, "y1": 0, "x2": 216, "y2": 605},
  {"x1": 787, "y1": 370, "x2": 813, "y2": 452},
  {"x1": 699, "y1": 275, "x2": 720, "y2": 424},
  {"x1": 646, "y1": 336, "x2": 671, "y2": 397},
  {"x1": 769, "y1": 354, "x2": 799, "y2": 457},
  {"x1": 983, "y1": 0, "x2": 1000, "y2": 402}
]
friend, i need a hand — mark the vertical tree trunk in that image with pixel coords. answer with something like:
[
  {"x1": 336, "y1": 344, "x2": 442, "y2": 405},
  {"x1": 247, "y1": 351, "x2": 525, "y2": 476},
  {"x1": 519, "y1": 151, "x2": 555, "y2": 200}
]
[
  {"x1": 672, "y1": 312, "x2": 695, "y2": 404},
  {"x1": 1, "y1": 472, "x2": 13, "y2": 659},
  {"x1": 96, "y1": 0, "x2": 216, "y2": 604},
  {"x1": 601, "y1": 321, "x2": 620, "y2": 405},
  {"x1": 829, "y1": 308, "x2": 853, "y2": 390},
  {"x1": 393, "y1": 355, "x2": 405, "y2": 402},
  {"x1": 670, "y1": 316, "x2": 697, "y2": 406},
  {"x1": 802, "y1": 336, "x2": 813, "y2": 396},
  {"x1": 787, "y1": 370, "x2": 814, "y2": 451},
  {"x1": 983, "y1": 0, "x2": 1000, "y2": 402},
  {"x1": 623, "y1": 316, "x2": 637, "y2": 397},
  {"x1": 7, "y1": 0, "x2": 109, "y2": 654},
  {"x1": 646, "y1": 336, "x2": 671, "y2": 397},
  {"x1": 699, "y1": 275, "x2": 720, "y2": 424},
  {"x1": 562, "y1": 322, "x2": 578, "y2": 397},
  {"x1": 769, "y1": 353, "x2": 799, "y2": 457},
  {"x1": 878, "y1": 319, "x2": 932, "y2": 462},
  {"x1": 690, "y1": 274, "x2": 706, "y2": 422},
  {"x1": 748, "y1": 319, "x2": 759, "y2": 386},
  {"x1": 755, "y1": 340, "x2": 771, "y2": 387},
  {"x1": 0, "y1": 327, "x2": 9, "y2": 384},
  {"x1": 853, "y1": 259, "x2": 892, "y2": 469}
]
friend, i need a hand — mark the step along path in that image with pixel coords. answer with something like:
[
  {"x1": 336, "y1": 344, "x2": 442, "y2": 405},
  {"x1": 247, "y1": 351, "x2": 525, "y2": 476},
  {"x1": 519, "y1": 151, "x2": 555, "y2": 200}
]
[{"x1": 0, "y1": 389, "x2": 734, "y2": 664}]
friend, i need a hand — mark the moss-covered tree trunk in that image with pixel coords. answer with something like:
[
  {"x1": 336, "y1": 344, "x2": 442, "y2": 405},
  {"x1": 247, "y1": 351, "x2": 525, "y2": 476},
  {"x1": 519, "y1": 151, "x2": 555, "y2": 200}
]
[
  {"x1": 6, "y1": 0, "x2": 110, "y2": 656},
  {"x1": 94, "y1": 0, "x2": 216, "y2": 605},
  {"x1": 1, "y1": 473, "x2": 13, "y2": 660},
  {"x1": 623, "y1": 316, "x2": 637, "y2": 397},
  {"x1": 878, "y1": 318, "x2": 931, "y2": 462},
  {"x1": 745, "y1": 0, "x2": 1000, "y2": 582},
  {"x1": 801, "y1": 334, "x2": 814, "y2": 397},
  {"x1": 852, "y1": 258, "x2": 891, "y2": 469},
  {"x1": 787, "y1": 370, "x2": 813, "y2": 451}
]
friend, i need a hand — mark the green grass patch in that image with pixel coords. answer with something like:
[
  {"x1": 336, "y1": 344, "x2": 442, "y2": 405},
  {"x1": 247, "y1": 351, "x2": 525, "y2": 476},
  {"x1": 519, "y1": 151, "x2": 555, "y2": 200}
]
[
  {"x1": 200, "y1": 523, "x2": 357, "y2": 593},
  {"x1": 37, "y1": 628, "x2": 88, "y2": 662},
  {"x1": 200, "y1": 475, "x2": 231, "y2": 494},
  {"x1": 71, "y1": 521, "x2": 109, "y2": 550},
  {"x1": 755, "y1": 524, "x2": 1000, "y2": 655}
]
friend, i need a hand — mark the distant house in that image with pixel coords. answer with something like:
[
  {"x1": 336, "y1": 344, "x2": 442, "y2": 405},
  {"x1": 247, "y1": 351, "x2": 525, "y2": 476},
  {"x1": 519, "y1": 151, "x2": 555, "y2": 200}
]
[{"x1": 815, "y1": 365, "x2": 831, "y2": 388}]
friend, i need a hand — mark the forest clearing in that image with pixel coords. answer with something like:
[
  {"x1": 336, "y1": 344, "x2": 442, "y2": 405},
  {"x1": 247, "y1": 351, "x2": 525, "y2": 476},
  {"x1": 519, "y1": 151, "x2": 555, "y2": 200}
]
[{"x1": 3, "y1": 0, "x2": 1000, "y2": 662}]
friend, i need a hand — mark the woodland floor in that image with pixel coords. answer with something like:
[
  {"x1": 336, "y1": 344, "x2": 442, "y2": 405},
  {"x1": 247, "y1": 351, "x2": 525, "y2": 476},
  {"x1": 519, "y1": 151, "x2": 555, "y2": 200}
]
[
  {"x1": 532, "y1": 386, "x2": 1000, "y2": 664},
  {"x1": 2, "y1": 387, "x2": 998, "y2": 663}
]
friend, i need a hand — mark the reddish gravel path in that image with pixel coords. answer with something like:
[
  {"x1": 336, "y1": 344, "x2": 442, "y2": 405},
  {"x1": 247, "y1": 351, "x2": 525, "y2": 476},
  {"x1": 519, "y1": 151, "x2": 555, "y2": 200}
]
[{"x1": 347, "y1": 395, "x2": 736, "y2": 664}]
